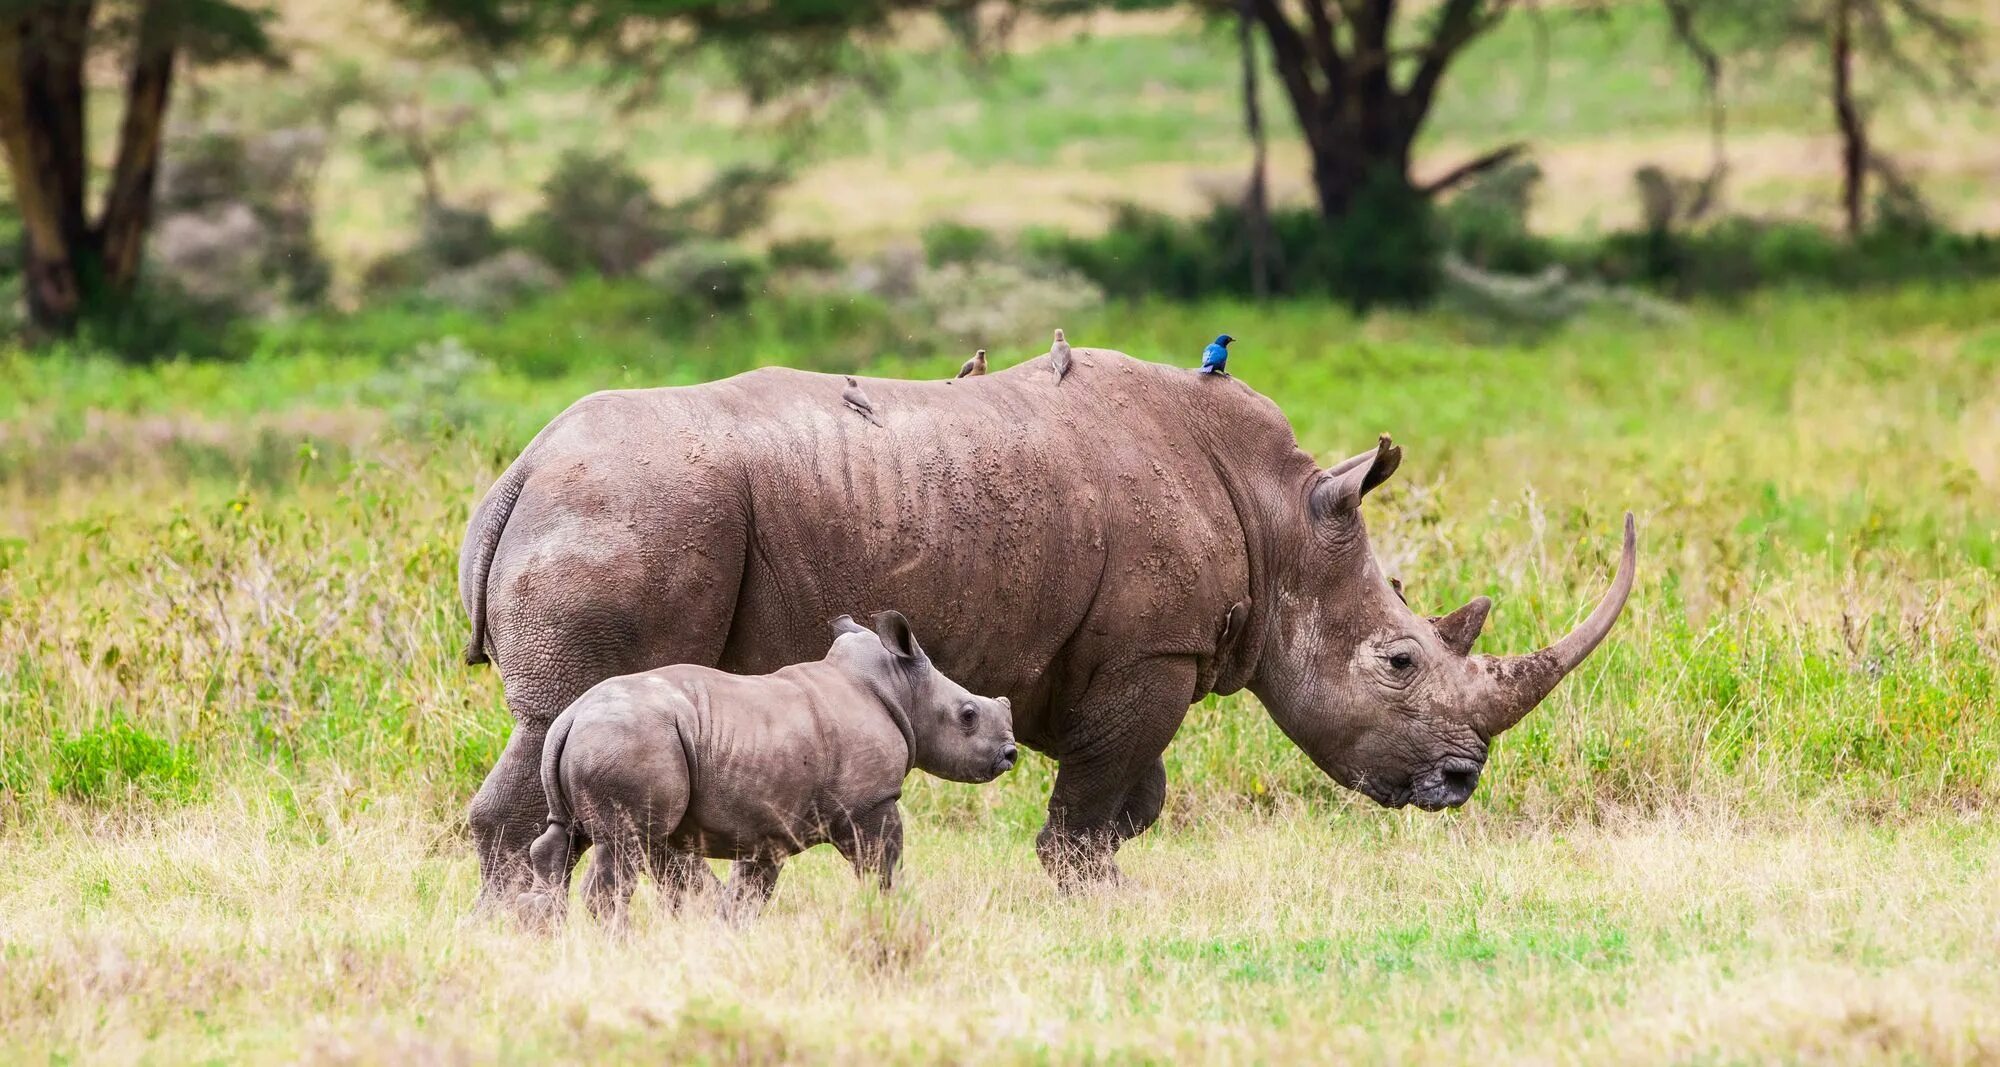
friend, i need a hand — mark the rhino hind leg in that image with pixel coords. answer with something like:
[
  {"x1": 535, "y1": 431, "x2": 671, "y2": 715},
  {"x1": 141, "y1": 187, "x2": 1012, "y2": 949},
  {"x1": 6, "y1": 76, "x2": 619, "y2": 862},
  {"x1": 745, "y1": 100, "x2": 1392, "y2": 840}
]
[
  {"x1": 580, "y1": 830, "x2": 642, "y2": 933},
  {"x1": 469, "y1": 720, "x2": 556, "y2": 916},
  {"x1": 1035, "y1": 658, "x2": 1195, "y2": 892}
]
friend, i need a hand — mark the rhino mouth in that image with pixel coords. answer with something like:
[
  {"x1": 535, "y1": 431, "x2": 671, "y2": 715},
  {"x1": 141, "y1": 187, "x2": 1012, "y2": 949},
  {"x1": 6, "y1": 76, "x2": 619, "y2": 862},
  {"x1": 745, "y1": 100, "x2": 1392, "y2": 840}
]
[{"x1": 1409, "y1": 758, "x2": 1484, "y2": 811}]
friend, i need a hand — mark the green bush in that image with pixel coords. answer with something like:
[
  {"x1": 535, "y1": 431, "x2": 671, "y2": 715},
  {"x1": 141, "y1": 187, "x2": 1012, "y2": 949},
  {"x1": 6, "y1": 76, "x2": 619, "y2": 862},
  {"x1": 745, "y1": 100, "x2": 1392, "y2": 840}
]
[
  {"x1": 1584, "y1": 218, "x2": 2000, "y2": 299},
  {"x1": 419, "y1": 202, "x2": 505, "y2": 270},
  {"x1": 1437, "y1": 161, "x2": 1555, "y2": 275},
  {"x1": 48, "y1": 719, "x2": 202, "y2": 805},
  {"x1": 921, "y1": 221, "x2": 998, "y2": 267},
  {"x1": 1031, "y1": 171, "x2": 1440, "y2": 311},
  {"x1": 641, "y1": 241, "x2": 768, "y2": 308},
  {"x1": 768, "y1": 236, "x2": 844, "y2": 272},
  {"x1": 520, "y1": 150, "x2": 674, "y2": 278}
]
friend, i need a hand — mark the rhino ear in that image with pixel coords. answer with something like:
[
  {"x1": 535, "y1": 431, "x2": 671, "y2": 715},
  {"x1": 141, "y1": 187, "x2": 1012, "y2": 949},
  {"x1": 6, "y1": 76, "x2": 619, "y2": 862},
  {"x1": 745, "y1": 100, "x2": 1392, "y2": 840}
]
[
  {"x1": 871, "y1": 610, "x2": 926, "y2": 662},
  {"x1": 1431, "y1": 596, "x2": 1492, "y2": 656},
  {"x1": 829, "y1": 614, "x2": 868, "y2": 637},
  {"x1": 1311, "y1": 434, "x2": 1402, "y2": 520}
]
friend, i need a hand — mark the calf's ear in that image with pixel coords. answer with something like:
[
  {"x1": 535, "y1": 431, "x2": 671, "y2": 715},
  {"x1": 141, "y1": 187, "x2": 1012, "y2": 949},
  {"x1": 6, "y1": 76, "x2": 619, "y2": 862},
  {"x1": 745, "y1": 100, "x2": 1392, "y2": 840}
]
[
  {"x1": 1310, "y1": 434, "x2": 1401, "y2": 520},
  {"x1": 829, "y1": 614, "x2": 868, "y2": 636},
  {"x1": 871, "y1": 610, "x2": 926, "y2": 662}
]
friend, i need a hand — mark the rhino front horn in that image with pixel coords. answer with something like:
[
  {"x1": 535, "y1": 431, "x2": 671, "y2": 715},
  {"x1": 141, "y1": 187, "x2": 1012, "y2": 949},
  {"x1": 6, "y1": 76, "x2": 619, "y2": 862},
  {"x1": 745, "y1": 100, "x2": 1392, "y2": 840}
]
[{"x1": 1477, "y1": 512, "x2": 1637, "y2": 736}]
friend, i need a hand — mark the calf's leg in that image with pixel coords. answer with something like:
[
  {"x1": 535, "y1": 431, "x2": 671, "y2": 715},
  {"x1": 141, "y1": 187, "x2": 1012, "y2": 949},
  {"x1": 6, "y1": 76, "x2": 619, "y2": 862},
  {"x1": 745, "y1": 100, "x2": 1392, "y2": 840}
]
[
  {"x1": 834, "y1": 801, "x2": 905, "y2": 891},
  {"x1": 516, "y1": 821, "x2": 585, "y2": 931}
]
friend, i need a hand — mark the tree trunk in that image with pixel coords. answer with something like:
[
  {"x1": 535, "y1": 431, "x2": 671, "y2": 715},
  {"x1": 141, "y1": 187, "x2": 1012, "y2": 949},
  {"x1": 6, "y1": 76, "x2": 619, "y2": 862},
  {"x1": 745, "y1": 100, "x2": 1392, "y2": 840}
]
[
  {"x1": 1306, "y1": 121, "x2": 1415, "y2": 220},
  {"x1": 98, "y1": 0, "x2": 179, "y2": 289},
  {"x1": 1831, "y1": 0, "x2": 1865, "y2": 237},
  {"x1": 1, "y1": 0, "x2": 180, "y2": 337},
  {"x1": 1238, "y1": 0, "x2": 1273, "y2": 298},
  {"x1": 0, "y1": 4, "x2": 95, "y2": 334}
]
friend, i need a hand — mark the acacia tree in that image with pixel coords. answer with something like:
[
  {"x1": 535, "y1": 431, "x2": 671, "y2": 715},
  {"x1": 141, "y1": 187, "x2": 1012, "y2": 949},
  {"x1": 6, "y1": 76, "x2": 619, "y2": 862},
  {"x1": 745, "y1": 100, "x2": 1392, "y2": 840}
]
[
  {"x1": 1661, "y1": 0, "x2": 1979, "y2": 236},
  {"x1": 2, "y1": 0, "x2": 960, "y2": 340},
  {"x1": 1229, "y1": 0, "x2": 1529, "y2": 219},
  {"x1": 0, "y1": 0, "x2": 270, "y2": 336}
]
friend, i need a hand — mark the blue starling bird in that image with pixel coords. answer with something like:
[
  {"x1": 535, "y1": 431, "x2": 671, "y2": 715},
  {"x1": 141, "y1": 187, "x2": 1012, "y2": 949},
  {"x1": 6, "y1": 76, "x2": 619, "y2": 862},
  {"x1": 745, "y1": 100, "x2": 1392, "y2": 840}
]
[{"x1": 1199, "y1": 334, "x2": 1234, "y2": 376}]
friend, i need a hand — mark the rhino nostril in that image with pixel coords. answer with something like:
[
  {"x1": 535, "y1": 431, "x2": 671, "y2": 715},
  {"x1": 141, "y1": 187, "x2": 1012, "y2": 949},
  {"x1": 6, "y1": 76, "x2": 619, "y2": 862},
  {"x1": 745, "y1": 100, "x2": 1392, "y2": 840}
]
[{"x1": 1440, "y1": 763, "x2": 1480, "y2": 801}]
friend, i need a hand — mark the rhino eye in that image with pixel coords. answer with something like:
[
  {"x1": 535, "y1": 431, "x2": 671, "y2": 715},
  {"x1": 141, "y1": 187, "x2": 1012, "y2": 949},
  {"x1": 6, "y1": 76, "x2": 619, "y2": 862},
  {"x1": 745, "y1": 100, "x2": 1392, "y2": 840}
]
[
  {"x1": 1386, "y1": 652, "x2": 1415, "y2": 672},
  {"x1": 958, "y1": 704, "x2": 978, "y2": 727}
]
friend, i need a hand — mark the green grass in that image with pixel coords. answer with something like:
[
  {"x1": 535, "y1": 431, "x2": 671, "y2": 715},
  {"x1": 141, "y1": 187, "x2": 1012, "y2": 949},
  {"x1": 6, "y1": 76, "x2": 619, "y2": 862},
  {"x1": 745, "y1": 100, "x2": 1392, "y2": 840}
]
[{"x1": 3, "y1": 283, "x2": 1998, "y2": 1060}]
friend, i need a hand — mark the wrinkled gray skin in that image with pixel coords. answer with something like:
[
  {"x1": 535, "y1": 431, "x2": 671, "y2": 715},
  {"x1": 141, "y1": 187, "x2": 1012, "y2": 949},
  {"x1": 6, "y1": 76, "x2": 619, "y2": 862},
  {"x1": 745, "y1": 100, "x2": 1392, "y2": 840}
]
[
  {"x1": 517, "y1": 611, "x2": 1016, "y2": 928},
  {"x1": 461, "y1": 347, "x2": 1636, "y2": 909}
]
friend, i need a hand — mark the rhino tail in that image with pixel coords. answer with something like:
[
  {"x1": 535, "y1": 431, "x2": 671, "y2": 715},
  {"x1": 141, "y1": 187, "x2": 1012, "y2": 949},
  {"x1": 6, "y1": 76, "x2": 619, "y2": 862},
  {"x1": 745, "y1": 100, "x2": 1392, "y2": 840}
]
[
  {"x1": 539, "y1": 704, "x2": 579, "y2": 832},
  {"x1": 460, "y1": 461, "x2": 529, "y2": 667}
]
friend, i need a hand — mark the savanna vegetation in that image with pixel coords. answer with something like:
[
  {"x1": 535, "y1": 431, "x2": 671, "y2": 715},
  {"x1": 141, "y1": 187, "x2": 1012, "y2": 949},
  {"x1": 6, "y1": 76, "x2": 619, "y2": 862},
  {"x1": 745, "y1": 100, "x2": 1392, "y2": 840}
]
[{"x1": 3, "y1": 0, "x2": 1998, "y2": 1062}]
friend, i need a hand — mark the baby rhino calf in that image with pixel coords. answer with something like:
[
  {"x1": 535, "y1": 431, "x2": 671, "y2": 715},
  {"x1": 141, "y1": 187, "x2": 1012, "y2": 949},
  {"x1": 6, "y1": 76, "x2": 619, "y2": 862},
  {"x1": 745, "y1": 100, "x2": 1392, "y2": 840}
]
[{"x1": 520, "y1": 611, "x2": 1017, "y2": 927}]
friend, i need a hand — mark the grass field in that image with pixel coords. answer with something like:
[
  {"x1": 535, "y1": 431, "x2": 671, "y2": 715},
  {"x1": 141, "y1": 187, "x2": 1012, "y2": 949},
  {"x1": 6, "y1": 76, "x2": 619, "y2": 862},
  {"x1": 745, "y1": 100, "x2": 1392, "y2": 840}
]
[{"x1": 3, "y1": 279, "x2": 1998, "y2": 1061}]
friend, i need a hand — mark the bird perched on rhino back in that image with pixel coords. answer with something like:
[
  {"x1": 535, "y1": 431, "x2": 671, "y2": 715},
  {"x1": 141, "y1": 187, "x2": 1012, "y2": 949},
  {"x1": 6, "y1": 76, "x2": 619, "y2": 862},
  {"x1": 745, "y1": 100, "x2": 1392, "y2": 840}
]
[
  {"x1": 1199, "y1": 334, "x2": 1234, "y2": 377},
  {"x1": 956, "y1": 348, "x2": 987, "y2": 379},
  {"x1": 842, "y1": 376, "x2": 884, "y2": 426},
  {"x1": 1050, "y1": 329, "x2": 1072, "y2": 385}
]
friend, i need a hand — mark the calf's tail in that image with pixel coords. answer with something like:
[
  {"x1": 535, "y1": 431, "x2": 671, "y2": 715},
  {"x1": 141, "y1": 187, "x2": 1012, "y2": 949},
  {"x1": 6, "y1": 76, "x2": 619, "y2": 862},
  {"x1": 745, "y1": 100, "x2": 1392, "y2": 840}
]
[{"x1": 526, "y1": 704, "x2": 580, "y2": 879}]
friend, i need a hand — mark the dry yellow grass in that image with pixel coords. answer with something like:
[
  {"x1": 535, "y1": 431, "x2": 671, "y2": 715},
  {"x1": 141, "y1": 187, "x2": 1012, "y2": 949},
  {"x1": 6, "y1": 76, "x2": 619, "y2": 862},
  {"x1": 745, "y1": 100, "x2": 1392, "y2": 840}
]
[{"x1": 3, "y1": 795, "x2": 1997, "y2": 1064}]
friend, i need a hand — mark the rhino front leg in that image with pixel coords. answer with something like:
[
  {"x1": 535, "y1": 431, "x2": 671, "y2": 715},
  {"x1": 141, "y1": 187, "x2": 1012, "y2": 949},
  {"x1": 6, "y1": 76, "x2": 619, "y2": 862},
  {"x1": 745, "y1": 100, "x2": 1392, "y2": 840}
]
[
  {"x1": 649, "y1": 847, "x2": 719, "y2": 914},
  {"x1": 1036, "y1": 657, "x2": 1194, "y2": 892},
  {"x1": 835, "y1": 801, "x2": 905, "y2": 891},
  {"x1": 720, "y1": 857, "x2": 784, "y2": 924}
]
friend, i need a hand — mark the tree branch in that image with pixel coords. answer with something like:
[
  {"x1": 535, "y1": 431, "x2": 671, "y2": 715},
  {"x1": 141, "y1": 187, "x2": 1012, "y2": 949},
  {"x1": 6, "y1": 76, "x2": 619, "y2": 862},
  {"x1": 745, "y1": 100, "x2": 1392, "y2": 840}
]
[
  {"x1": 1301, "y1": 0, "x2": 1345, "y2": 90},
  {"x1": 1247, "y1": 0, "x2": 1329, "y2": 155},
  {"x1": 1405, "y1": 0, "x2": 1509, "y2": 119},
  {"x1": 1418, "y1": 140, "x2": 1527, "y2": 197},
  {"x1": 99, "y1": 0, "x2": 180, "y2": 286}
]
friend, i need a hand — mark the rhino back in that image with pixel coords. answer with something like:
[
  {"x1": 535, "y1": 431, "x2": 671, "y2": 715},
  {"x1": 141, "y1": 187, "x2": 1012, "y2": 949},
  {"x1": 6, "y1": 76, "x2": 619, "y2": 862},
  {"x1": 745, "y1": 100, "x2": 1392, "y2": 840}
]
[{"x1": 485, "y1": 352, "x2": 1303, "y2": 742}]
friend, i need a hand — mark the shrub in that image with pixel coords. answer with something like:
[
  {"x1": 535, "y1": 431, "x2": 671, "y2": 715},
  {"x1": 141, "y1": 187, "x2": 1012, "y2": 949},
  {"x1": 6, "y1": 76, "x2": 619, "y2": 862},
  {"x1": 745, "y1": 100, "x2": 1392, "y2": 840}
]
[
  {"x1": 152, "y1": 123, "x2": 331, "y2": 311},
  {"x1": 419, "y1": 202, "x2": 505, "y2": 270},
  {"x1": 921, "y1": 220, "x2": 998, "y2": 267},
  {"x1": 421, "y1": 249, "x2": 563, "y2": 313},
  {"x1": 364, "y1": 336, "x2": 495, "y2": 434},
  {"x1": 903, "y1": 258, "x2": 1104, "y2": 347},
  {"x1": 521, "y1": 150, "x2": 674, "y2": 278},
  {"x1": 48, "y1": 719, "x2": 201, "y2": 805},
  {"x1": 641, "y1": 241, "x2": 768, "y2": 308},
  {"x1": 1437, "y1": 160, "x2": 1554, "y2": 275},
  {"x1": 1032, "y1": 171, "x2": 1440, "y2": 311},
  {"x1": 768, "y1": 236, "x2": 844, "y2": 273},
  {"x1": 665, "y1": 163, "x2": 787, "y2": 241}
]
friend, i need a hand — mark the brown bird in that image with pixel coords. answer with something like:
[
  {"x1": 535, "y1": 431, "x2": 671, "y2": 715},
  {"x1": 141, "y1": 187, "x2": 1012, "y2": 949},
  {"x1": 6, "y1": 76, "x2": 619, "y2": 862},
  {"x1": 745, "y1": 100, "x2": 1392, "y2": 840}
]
[
  {"x1": 842, "y1": 376, "x2": 884, "y2": 427},
  {"x1": 1050, "y1": 329, "x2": 1071, "y2": 385},
  {"x1": 956, "y1": 348, "x2": 987, "y2": 379}
]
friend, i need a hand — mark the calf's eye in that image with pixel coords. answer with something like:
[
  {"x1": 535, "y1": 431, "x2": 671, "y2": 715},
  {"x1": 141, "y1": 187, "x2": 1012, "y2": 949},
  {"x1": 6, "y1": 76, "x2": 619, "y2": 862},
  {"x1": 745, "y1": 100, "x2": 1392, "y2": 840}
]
[{"x1": 958, "y1": 704, "x2": 978, "y2": 726}]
